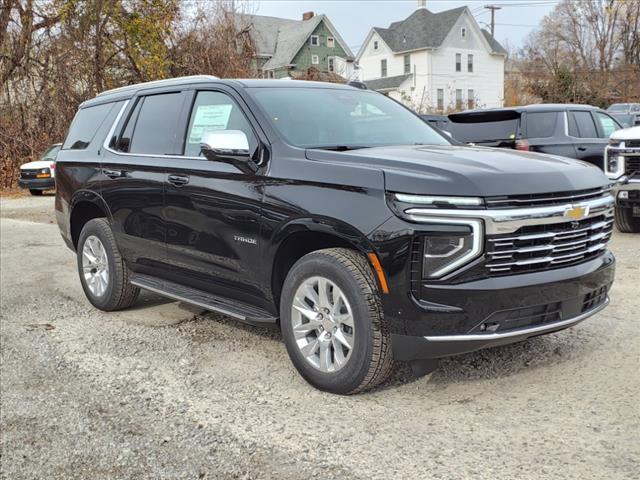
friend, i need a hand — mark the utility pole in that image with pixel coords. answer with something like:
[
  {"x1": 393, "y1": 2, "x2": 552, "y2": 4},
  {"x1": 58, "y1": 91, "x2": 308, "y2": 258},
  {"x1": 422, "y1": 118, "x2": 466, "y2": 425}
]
[{"x1": 484, "y1": 5, "x2": 502, "y2": 37}]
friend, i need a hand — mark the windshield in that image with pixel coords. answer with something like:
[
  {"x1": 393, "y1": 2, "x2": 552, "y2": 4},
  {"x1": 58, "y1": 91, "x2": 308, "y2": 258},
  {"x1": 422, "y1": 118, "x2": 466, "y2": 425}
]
[
  {"x1": 41, "y1": 144, "x2": 61, "y2": 160},
  {"x1": 249, "y1": 87, "x2": 450, "y2": 149}
]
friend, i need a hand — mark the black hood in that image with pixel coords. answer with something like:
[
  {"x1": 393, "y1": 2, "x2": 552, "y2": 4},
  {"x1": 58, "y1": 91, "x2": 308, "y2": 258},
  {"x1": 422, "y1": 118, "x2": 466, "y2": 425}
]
[{"x1": 305, "y1": 145, "x2": 608, "y2": 197}]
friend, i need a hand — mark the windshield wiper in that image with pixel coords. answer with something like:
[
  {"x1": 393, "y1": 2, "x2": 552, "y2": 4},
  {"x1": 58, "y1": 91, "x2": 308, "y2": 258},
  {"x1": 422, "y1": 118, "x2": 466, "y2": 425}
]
[{"x1": 309, "y1": 145, "x2": 369, "y2": 151}]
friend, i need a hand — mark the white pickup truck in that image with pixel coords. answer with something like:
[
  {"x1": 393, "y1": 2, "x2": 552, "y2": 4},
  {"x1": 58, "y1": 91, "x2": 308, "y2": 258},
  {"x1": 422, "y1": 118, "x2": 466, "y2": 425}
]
[{"x1": 605, "y1": 126, "x2": 640, "y2": 232}]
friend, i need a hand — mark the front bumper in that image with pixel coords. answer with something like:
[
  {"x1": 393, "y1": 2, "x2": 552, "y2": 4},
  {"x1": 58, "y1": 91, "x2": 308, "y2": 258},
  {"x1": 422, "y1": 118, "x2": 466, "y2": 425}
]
[
  {"x1": 18, "y1": 177, "x2": 55, "y2": 190},
  {"x1": 390, "y1": 253, "x2": 615, "y2": 361},
  {"x1": 611, "y1": 180, "x2": 640, "y2": 207}
]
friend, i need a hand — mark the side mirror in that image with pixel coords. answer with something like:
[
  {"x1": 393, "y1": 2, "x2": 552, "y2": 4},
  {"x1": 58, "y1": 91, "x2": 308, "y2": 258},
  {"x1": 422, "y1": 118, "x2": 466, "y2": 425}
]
[{"x1": 200, "y1": 130, "x2": 257, "y2": 174}]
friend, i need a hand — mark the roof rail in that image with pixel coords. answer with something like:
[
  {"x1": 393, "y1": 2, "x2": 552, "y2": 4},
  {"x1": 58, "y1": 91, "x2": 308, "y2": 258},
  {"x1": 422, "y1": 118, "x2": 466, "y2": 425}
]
[{"x1": 96, "y1": 75, "x2": 219, "y2": 97}]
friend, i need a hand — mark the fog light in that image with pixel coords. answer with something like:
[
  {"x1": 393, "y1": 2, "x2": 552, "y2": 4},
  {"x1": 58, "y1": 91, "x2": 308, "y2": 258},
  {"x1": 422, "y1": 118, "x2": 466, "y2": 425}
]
[{"x1": 618, "y1": 191, "x2": 629, "y2": 200}]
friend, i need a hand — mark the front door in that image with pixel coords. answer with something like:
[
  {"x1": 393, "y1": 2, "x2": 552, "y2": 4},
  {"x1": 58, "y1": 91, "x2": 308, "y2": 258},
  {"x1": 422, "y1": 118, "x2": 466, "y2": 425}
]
[
  {"x1": 567, "y1": 110, "x2": 608, "y2": 169},
  {"x1": 163, "y1": 89, "x2": 270, "y2": 311}
]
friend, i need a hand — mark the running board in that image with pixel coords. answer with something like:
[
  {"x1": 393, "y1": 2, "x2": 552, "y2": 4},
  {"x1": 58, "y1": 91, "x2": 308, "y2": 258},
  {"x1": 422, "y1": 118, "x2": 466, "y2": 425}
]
[{"x1": 130, "y1": 273, "x2": 278, "y2": 326}]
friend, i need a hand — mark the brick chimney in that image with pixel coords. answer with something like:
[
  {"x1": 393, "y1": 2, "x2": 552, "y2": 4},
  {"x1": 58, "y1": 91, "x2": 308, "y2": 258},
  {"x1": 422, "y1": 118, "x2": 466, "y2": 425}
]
[{"x1": 302, "y1": 11, "x2": 315, "y2": 21}]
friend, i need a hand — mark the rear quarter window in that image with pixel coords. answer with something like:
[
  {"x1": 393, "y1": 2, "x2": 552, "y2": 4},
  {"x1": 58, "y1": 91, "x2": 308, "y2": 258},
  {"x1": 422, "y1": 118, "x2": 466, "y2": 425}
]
[
  {"x1": 63, "y1": 102, "x2": 115, "y2": 150},
  {"x1": 524, "y1": 112, "x2": 558, "y2": 138}
]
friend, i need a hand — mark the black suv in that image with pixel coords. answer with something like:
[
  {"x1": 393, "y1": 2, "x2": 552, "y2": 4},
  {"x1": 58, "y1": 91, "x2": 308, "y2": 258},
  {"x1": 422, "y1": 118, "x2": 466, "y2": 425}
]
[
  {"x1": 448, "y1": 104, "x2": 622, "y2": 170},
  {"x1": 55, "y1": 77, "x2": 615, "y2": 394}
]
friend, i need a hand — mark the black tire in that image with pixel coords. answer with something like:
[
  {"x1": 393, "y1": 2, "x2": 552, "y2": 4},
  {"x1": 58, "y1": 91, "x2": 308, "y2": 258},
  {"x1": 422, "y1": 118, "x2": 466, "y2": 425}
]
[
  {"x1": 29, "y1": 189, "x2": 43, "y2": 196},
  {"x1": 77, "y1": 218, "x2": 140, "y2": 311},
  {"x1": 280, "y1": 248, "x2": 394, "y2": 394},
  {"x1": 615, "y1": 206, "x2": 640, "y2": 233}
]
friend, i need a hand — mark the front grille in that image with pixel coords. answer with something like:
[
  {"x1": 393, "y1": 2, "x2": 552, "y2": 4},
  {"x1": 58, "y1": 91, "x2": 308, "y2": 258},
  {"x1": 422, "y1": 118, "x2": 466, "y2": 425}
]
[
  {"x1": 485, "y1": 214, "x2": 614, "y2": 275},
  {"x1": 626, "y1": 140, "x2": 640, "y2": 148},
  {"x1": 485, "y1": 186, "x2": 611, "y2": 209},
  {"x1": 20, "y1": 168, "x2": 47, "y2": 180},
  {"x1": 625, "y1": 156, "x2": 640, "y2": 176}
]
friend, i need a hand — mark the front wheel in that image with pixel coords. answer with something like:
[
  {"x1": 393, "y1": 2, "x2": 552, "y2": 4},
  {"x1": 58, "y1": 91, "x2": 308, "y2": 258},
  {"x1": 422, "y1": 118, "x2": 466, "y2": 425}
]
[
  {"x1": 280, "y1": 248, "x2": 393, "y2": 394},
  {"x1": 615, "y1": 205, "x2": 640, "y2": 233},
  {"x1": 77, "y1": 218, "x2": 140, "y2": 311}
]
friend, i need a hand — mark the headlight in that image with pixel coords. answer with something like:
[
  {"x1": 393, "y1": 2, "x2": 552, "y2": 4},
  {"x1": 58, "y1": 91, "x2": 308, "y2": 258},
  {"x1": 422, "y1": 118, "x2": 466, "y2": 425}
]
[
  {"x1": 412, "y1": 218, "x2": 483, "y2": 279},
  {"x1": 395, "y1": 193, "x2": 483, "y2": 208},
  {"x1": 608, "y1": 138, "x2": 621, "y2": 147},
  {"x1": 605, "y1": 151, "x2": 624, "y2": 178}
]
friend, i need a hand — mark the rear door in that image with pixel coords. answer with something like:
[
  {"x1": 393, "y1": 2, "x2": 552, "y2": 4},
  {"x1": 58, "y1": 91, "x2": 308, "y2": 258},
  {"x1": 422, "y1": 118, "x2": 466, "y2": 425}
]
[
  {"x1": 101, "y1": 90, "x2": 188, "y2": 278},
  {"x1": 161, "y1": 87, "x2": 270, "y2": 310},
  {"x1": 567, "y1": 110, "x2": 607, "y2": 169}
]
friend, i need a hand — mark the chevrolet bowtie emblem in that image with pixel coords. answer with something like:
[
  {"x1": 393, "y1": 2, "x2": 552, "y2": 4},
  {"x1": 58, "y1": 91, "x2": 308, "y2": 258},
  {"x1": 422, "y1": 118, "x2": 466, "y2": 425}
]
[{"x1": 564, "y1": 205, "x2": 589, "y2": 220}]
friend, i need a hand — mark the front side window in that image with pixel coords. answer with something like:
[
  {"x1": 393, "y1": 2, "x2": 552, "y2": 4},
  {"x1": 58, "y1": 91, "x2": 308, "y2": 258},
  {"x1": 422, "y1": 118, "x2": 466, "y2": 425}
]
[
  {"x1": 63, "y1": 102, "x2": 115, "y2": 150},
  {"x1": 249, "y1": 87, "x2": 450, "y2": 149},
  {"x1": 437, "y1": 89, "x2": 444, "y2": 111},
  {"x1": 381, "y1": 59, "x2": 387, "y2": 77},
  {"x1": 595, "y1": 112, "x2": 620, "y2": 137},
  {"x1": 455, "y1": 53, "x2": 461, "y2": 72},
  {"x1": 128, "y1": 92, "x2": 184, "y2": 155},
  {"x1": 468, "y1": 54, "x2": 473, "y2": 72},
  {"x1": 404, "y1": 54, "x2": 411, "y2": 74},
  {"x1": 184, "y1": 91, "x2": 257, "y2": 158}
]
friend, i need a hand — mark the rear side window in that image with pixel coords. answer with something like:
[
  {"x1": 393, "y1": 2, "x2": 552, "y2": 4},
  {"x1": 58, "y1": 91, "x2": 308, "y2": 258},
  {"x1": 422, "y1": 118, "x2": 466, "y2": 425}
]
[
  {"x1": 128, "y1": 92, "x2": 185, "y2": 155},
  {"x1": 568, "y1": 111, "x2": 598, "y2": 138},
  {"x1": 525, "y1": 112, "x2": 558, "y2": 138},
  {"x1": 63, "y1": 102, "x2": 114, "y2": 150}
]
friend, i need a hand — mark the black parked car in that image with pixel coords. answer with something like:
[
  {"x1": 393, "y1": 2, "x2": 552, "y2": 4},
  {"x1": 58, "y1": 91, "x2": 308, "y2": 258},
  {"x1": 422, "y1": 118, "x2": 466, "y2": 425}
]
[
  {"x1": 55, "y1": 77, "x2": 615, "y2": 394},
  {"x1": 448, "y1": 104, "x2": 623, "y2": 170}
]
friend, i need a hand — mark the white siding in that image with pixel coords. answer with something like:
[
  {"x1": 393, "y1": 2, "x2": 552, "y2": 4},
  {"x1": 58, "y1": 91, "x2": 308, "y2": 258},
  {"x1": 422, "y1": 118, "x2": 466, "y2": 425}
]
[{"x1": 356, "y1": 10, "x2": 505, "y2": 111}]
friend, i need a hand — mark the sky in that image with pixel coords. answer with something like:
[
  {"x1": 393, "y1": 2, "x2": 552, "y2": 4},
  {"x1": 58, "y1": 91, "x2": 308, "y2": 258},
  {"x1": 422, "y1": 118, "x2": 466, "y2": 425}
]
[{"x1": 250, "y1": 0, "x2": 560, "y2": 54}]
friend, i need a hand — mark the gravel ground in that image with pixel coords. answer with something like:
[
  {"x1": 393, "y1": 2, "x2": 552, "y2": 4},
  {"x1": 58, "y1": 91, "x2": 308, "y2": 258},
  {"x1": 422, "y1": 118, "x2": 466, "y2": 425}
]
[{"x1": 1, "y1": 195, "x2": 639, "y2": 479}]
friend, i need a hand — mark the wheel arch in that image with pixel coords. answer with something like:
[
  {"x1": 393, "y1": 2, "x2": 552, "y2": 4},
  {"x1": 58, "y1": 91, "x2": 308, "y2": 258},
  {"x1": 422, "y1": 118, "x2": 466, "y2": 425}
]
[
  {"x1": 269, "y1": 217, "x2": 380, "y2": 309},
  {"x1": 69, "y1": 190, "x2": 112, "y2": 249}
]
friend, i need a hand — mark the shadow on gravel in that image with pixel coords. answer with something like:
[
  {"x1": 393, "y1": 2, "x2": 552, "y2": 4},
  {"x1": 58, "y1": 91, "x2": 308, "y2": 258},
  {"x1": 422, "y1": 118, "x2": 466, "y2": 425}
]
[{"x1": 128, "y1": 291, "x2": 174, "y2": 310}]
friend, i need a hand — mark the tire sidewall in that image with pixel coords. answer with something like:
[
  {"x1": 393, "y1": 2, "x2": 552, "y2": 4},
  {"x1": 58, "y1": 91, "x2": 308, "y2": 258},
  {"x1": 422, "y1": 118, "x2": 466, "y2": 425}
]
[
  {"x1": 280, "y1": 254, "x2": 377, "y2": 393},
  {"x1": 77, "y1": 220, "x2": 118, "y2": 310}
]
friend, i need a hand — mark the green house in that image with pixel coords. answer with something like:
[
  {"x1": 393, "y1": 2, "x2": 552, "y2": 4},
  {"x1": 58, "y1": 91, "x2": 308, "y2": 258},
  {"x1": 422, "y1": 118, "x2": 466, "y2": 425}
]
[{"x1": 236, "y1": 12, "x2": 356, "y2": 80}]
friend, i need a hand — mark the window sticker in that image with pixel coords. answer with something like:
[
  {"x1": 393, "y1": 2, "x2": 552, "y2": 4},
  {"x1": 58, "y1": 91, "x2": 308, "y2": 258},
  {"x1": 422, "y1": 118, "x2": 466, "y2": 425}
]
[{"x1": 188, "y1": 104, "x2": 233, "y2": 143}]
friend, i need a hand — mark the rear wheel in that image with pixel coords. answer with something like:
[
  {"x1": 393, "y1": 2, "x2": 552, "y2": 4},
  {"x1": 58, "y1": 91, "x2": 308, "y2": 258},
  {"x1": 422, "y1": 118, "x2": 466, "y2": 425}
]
[
  {"x1": 77, "y1": 218, "x2": 140, "y2": 311},
  {"x1": 615, "y1": 206, "x2": 640, "y2": 233},
  {"x1": 29, "y1": 189, "x2": 43, "y2": 196},
  {"x1": 280, "y1": 248, "x2": 393, "y2": 394}
]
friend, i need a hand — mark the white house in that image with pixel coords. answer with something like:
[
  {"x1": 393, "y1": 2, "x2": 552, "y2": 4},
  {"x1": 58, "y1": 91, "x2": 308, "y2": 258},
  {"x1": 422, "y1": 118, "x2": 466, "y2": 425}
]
[{"x1": 356, "y1": 4, "x2": 507, "y2": 111}]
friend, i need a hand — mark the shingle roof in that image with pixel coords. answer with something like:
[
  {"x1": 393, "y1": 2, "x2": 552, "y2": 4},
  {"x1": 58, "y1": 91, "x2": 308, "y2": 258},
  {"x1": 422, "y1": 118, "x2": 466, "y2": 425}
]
[
  {"x1": 236, "y1": 13, "x2": 354, "y2": 71},
  {"x1": 371, "y1": 7, "x2": 505, "y2": 55},
  {"x1": 481, "y1": 29, "x2": 508, "y2": 55},
  {"x1": 364, "y1": 74, "x2": 413, "y2": 91}
]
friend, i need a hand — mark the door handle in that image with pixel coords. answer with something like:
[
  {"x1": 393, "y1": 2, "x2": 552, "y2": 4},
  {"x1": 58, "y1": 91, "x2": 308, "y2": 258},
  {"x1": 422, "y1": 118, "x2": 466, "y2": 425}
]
[
  {"x1": 168, "y1": 174, "x2": 189, "y2": 186},
  {"x1": 577, "y1": 146, "x2": 587, "y2": 151},
  {"x1": 102, "y1": 168, "x2": 122, "y2": 179}
]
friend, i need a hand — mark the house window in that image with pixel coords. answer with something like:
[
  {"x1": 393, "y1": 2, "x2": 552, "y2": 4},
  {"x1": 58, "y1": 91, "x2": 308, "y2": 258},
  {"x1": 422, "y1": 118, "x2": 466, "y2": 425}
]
[
  {"x1": 327, "y1": 37, "x2": 335, "y2": 48},
  {"x1": 437, "y1": 89, "x2": 444, "y2": 111},
  {"x1": 468, "y1": 89, "x2": 475, "y2": 109},
  {"x1": 310, "y1": 35, "x2": 319, "y2": 46},
  {"x1": 381, "y1": 59, "x2": 387, "y2": 77},
  {"x1": 374, "y1": 40, "x2": 379, "y2": 50},
  {"x1": 311, "y1": 54, "x2": 319, "y2": 65},
  {"x1": 468, "y1": 54, "x2": 474, "y2": 73},
  {"x1": 328, "y1": 57, "x2": 335, "y2": 72},
  {"x1": 404, "y1": 54, "x2": 411, "y2": 74},
  {"x1": 461, "y1": 27, "x2": 467, "y2": 38},
  {"x1": 456, "y1": 53, "x2": 461, "y2": 72},
  {"x1": 456, "y1": 89, "x2": 463, "y2": 110}
]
